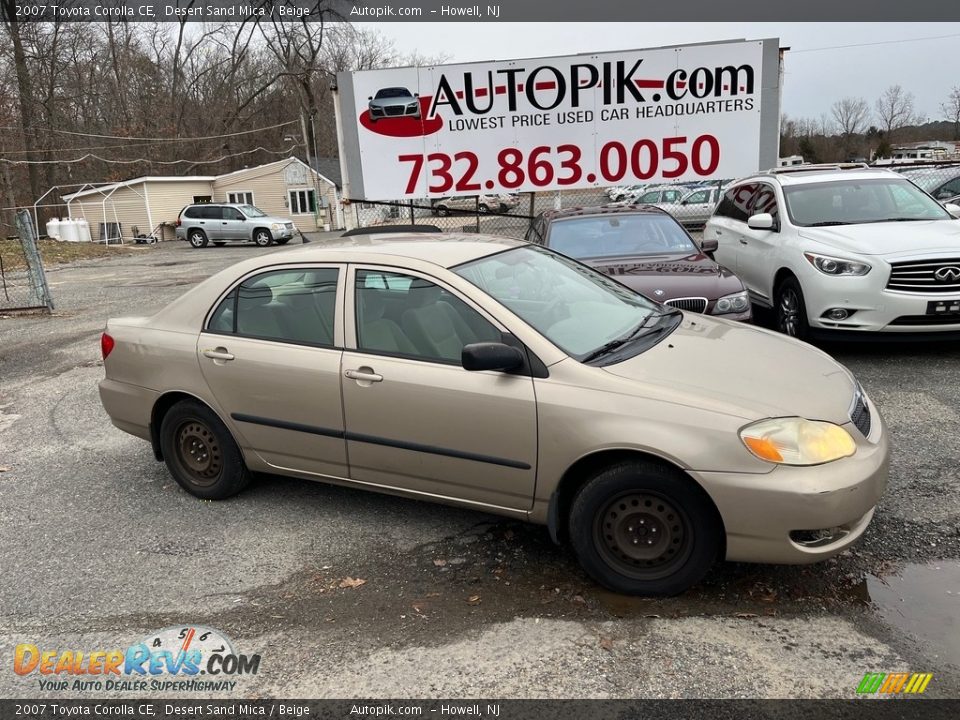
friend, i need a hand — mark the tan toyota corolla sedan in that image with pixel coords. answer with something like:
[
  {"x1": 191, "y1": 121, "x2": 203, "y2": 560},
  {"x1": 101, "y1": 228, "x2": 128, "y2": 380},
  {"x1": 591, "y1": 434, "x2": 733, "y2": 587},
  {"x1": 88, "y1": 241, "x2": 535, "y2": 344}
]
[{"x1": 99, "y1": 234, "x2": 888, "y2": 596}]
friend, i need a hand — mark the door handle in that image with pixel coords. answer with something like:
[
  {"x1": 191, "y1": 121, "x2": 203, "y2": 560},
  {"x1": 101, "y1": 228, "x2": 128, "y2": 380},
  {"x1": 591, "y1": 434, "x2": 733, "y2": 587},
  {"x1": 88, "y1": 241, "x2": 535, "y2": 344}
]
[
  {"x1": 714, "y1": 229, "x2": 723, "y2": 235},
  {"x1": 202, "y1": 348, "x2": 235, "y2": 361},
  {"x1": 739, "y1": 238, "x2": 748, "y2": 245},
  {"x1": 345, "y1": 368, "x2": 383, "y2": 383}
]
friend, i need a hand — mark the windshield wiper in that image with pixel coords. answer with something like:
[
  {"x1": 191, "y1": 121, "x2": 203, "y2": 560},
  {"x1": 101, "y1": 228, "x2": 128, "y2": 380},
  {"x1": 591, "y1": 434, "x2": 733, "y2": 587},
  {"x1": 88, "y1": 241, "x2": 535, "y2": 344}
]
[
  {"x1": 805, "y1": 221, "x2": 851, "y2": 227},
  {"x1": 580, "y1": 310, "x2": 679, "y2": 363},
  {"x1": 871, "y1": 217, "x2": 923, "y2": 222}
]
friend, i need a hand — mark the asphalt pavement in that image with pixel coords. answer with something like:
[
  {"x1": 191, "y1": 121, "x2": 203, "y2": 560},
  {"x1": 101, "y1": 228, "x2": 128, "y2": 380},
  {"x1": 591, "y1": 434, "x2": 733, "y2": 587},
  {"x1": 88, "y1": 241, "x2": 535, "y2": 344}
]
[{"x1": 0, "y1": 236, "x2": 958, "y2": 699}]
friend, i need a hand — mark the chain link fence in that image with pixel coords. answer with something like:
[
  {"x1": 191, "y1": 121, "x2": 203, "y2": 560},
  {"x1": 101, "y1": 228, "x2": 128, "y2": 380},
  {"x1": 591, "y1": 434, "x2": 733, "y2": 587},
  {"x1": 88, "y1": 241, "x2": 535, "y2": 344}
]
[
  {"x1": 0, "y1": 210, "x2": 54, "y2": 313},
  {"x1": 881, "y1": 160, "x2": 960, "y2": 204},
  {"x1": 347, "y1": 181, "x2": 727, "y2": 239}
]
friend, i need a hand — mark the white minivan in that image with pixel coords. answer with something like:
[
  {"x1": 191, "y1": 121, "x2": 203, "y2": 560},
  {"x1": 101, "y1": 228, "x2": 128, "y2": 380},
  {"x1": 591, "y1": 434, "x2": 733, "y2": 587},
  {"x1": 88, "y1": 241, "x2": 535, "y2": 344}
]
[{"x1": 703, "y1": 164, "x2": 960, "y2": 339}]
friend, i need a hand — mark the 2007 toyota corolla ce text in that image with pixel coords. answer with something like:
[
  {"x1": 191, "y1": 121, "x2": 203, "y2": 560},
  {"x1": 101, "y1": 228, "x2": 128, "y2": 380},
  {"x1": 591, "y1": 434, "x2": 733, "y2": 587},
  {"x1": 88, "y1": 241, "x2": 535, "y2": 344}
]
[{"x1": 99, "y1": 234, "x2": 888, "y2": 595}]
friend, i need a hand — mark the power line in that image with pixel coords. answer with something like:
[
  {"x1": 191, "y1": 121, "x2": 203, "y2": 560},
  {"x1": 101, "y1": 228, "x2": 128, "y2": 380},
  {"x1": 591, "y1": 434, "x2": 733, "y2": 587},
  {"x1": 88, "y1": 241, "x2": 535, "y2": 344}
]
[
  {"x1": 0, "y1": 120, "x2": 298, "y2": 142},
  {"x1": 0, "y1": 144, "x2": 298, "y2": 166},
  {"x1": 791, "y1": 32, "x2": 960, "y2": 54}
]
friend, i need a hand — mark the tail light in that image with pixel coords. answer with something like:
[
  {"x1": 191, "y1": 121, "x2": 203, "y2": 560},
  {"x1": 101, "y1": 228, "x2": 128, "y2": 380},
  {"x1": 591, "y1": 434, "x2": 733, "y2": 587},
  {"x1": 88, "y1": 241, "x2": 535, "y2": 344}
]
[
  {"x1": 101, "y1": 332, "x2": 115, "y2": 360},
  {"x1": 175, "y1": 217, "x2": 182, "y2": 227}
]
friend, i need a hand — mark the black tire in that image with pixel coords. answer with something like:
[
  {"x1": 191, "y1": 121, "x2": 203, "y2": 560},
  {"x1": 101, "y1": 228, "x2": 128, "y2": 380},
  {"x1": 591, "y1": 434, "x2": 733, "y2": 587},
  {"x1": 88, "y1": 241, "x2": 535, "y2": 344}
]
[
  {"x1": 478, "y1": 203, "x2": 490, "y2": 213},
  {"x1": 275, "y1": 238, "x2": 290, "y2": 245},
  {"x1": 775, "y1": 275, "x2": 810, "y2": 340},
  {"x1": 568, "y1": 460, "x2": 722, "y2": 596},
  {"x1": 188, "y1": 229, "x2": 208, "y2": 248},
  {"x1": 253, "y1": 229, "x2": 272, "y2": 247},
  {"x1": 159, "y1": 400, "x2": 251, "y2": 500},
  {"x1": 213, "y1": 242, "x2": 226, "y2": 247},
  {"x1": 435, "y1": 205, "x2": 449, "y2": 217}
]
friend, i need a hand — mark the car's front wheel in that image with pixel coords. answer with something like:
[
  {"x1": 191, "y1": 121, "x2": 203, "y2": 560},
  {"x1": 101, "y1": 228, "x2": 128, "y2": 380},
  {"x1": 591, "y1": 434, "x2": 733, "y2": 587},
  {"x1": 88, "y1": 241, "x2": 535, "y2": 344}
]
[
  {"x1": 188, "y1": 230, "x2": 208, "y2": 248},
  {"x1": 775, "y1": 275, "x2": 810, "y2": 340},
  {"x1": 568, "y1": 460, "x2": 722, "y2": 596},
  {"x1": 160, "y1": 400, "x2": 251, "y2": 500},
  {"x1": 253, "y1": 229, "x2": 273, "y2": 247},
  {"x1": 435, "y1": 205, "x2": 449, "y2": 216},
  {"x1": 478, "y1": 203, "x2": 490, "y2": 213}
]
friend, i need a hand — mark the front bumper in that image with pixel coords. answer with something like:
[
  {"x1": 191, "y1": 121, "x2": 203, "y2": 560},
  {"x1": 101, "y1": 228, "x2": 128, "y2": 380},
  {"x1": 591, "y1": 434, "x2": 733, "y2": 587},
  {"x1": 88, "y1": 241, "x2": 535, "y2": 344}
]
[
  {"x1": 691, "y1": 397, "x2": 888, "y2": 564},
  {"x1": 799, "y1": 263, "x2": 960, "y2": 333}
]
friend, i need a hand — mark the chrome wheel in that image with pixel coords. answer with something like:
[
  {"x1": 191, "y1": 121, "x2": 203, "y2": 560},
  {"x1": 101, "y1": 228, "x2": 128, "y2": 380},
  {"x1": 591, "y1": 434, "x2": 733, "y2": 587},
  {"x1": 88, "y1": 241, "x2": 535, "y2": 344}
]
[
  {"x1": 175, "y1": 421, "x2": 222, "y2": 487},
  {"x1": 593, "y1": 492, "x2": 692, "y2": 581},
  {"x1": 778, "y1": 288, "x2": 801, "y2": 336},
  {"x1": 189, "y1": 231, "x2": 206, "y2": 248},
  {"x1": 254, "y1": 230, "x2": 271, "y2": 247}
]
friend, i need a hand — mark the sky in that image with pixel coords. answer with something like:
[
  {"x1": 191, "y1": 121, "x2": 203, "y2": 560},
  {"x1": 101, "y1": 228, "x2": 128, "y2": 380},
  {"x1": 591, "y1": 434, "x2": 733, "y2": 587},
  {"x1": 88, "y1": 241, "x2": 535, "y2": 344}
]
[{"x1": 358, "y1": 22, "x2": 960, "y2": 125}]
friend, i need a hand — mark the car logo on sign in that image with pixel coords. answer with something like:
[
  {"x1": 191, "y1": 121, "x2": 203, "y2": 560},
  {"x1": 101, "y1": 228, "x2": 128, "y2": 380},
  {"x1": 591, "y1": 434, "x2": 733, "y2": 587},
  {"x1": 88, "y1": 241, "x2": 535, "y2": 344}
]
[{"x1": 934, "y1": 266, "x2": 960, "y2": 282}]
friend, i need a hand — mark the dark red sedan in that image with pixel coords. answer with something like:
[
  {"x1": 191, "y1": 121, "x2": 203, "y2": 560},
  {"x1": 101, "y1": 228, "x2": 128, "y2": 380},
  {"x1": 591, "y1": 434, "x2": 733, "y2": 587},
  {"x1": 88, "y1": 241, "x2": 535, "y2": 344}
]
[{"x1": 526, "y1": 205, "x2": 752, "y2": 322}]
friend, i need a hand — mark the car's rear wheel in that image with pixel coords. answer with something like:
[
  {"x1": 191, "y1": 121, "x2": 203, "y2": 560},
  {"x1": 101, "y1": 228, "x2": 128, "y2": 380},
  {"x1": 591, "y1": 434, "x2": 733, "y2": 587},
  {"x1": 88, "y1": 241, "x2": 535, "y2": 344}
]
[
  {"x1": 188, "y1": 230, "x2": 208, "y2": 248},
  {"x1": 160, "y1": 400, "x2": 251, "y2": 500},
  {"x1": 478, "y1": 203, "x2": 490, "y2": 213},
  {"x1": 775, "y1": 275, "x2": 810, "y2": 340},
  {"x1": 568, "y1": 461, "x2": 721, "y2": 596},
  {"x1": 435, "y1": 205, "x2": 449, "y2": 216},
  {"x1": 253, "y1": 229, "x2": 272, "y2": 247}
]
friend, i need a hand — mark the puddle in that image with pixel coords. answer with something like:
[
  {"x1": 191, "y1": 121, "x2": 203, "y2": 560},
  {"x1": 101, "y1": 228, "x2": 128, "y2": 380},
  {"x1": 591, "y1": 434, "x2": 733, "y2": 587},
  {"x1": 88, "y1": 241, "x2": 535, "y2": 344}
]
[{"x1": 867, "y1": 562, "x2": 960, "y2": 666}]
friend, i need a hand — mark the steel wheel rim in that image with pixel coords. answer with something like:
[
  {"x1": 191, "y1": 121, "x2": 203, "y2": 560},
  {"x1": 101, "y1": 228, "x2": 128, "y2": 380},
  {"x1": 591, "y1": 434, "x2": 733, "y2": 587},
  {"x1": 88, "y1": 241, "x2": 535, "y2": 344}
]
[
  {"x1": 593, "y1": 492, "x2": 693, "y2": 580},
  {"x1": 255, "y1": 232, "x2": 270, "y2": 245},
  {"x1": 190, "y1": 233, "x2": 204, "y2": 247},
  {"x1": 175, "y1": 420, "x2": 223, "y2": 487},
  {"x1": 778, "y1": 288, "x2": 800, "y2": 336}
]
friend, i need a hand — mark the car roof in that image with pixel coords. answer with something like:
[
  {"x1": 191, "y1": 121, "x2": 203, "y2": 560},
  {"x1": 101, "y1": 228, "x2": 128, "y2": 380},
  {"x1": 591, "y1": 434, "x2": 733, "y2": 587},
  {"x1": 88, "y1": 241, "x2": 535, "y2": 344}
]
[
  {"x1": 266, "y1": 232, "x2": 526, "y2": 268},
  {"x1": 540, "y1": 205, "x2": 670, "y2": 221},
  {"x1": 740, "y1": 167, "x2": 904, "y2": 186}
]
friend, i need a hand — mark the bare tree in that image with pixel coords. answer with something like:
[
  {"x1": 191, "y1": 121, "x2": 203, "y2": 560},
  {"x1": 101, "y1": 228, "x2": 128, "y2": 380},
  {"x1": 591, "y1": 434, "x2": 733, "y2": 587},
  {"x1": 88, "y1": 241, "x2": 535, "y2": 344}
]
[
  {"x1": 943, "y1": 86, "x2": 960, "y2": 140},
  {"x1": 874, "y1": 85, "x2": 917, "y2": 140},
  {"x1": 832, "y1": 97, "x2": 869, "y2": 159}
]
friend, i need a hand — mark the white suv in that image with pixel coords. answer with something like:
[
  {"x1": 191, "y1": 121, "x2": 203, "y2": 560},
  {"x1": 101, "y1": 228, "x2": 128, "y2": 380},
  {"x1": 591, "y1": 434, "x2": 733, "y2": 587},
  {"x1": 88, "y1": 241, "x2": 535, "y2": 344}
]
[{"x1": 704, "y1": 165, "x2": 960, "y2": 339}]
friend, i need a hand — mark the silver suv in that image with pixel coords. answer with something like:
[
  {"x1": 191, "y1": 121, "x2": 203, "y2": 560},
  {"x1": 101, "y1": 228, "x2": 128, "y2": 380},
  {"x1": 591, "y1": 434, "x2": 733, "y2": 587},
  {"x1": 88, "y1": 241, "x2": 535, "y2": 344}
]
[{"x1": 176, "y1": 203, "x2": 297, "y2": 248}]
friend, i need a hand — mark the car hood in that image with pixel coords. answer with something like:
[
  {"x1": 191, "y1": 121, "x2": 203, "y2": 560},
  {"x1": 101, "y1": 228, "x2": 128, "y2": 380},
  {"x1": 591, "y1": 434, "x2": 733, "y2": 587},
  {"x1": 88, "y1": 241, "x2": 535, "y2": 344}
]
[
  {"x1": 371, "y1": 96, "x2": 414, "y2": 106},
  {"x1": 586, "y1": 252, "x2": 744, "y2": 302},
  {"x1": 255, "y1": 216, "x2": 293, "y2": 225},
  {"x1": 601, "y1": 314, "x2": 856, "y2": 422},
  {"x1": 799, "y1": 219, "x2": 960, "y2": 256}
]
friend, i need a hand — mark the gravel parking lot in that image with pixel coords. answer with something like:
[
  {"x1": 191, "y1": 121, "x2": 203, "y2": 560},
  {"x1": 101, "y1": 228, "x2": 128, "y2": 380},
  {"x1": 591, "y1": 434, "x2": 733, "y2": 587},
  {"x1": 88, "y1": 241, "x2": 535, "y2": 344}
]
[{"x1": 1, "y1": 237, "x2": 958, "y2": 699}]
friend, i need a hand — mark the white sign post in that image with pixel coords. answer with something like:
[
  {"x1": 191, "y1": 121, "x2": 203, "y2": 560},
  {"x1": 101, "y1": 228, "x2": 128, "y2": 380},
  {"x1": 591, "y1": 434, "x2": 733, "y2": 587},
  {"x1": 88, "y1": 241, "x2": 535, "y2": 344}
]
[{"x1": 336, "y1": 39, "x2": 781, "y2": 200}]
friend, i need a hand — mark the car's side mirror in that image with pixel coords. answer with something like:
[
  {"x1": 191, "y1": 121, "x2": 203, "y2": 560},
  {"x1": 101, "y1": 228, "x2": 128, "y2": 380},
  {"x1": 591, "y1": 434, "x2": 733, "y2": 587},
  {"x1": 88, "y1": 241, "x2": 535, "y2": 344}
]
[
  {"x1": 368, "y1": 96, "x2": 372, "y2": 101},
  {"x1": 461, "y1": 342, "x2": 524, "y2": 372},
  {"x1": 945, "y1": 203, "x2": 960, "y2": 219},
  {"x1": 747, "y1": 213, "x2": 775, "y2": 230},
  {"x1": 698, "y1": 237, "x2": 719, "y2": 253},
  {"x1": 414, "y1": 93, "x2": 420, "y2": 98}
]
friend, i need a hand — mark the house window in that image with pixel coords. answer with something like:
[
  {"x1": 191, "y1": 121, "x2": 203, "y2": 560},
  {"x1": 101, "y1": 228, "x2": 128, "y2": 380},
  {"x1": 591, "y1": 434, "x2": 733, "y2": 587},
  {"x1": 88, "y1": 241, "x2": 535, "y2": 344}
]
[
  {"x1": 289, "y1": 189, "x2": 317, "y2": 214},
  {"x1": 227, "y1": 191, "x2": 254, "y2": 205},
  {"x1": 193, "y1": 195, "x2": 212, "y2": 204}
]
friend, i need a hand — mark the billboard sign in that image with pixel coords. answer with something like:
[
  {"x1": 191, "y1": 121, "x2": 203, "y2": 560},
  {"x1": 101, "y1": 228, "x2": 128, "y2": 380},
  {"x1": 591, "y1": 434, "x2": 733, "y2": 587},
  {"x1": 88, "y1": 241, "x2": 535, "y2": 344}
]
[{"x1": 336, "y1": 39, "x2": 781, "y2": 200}]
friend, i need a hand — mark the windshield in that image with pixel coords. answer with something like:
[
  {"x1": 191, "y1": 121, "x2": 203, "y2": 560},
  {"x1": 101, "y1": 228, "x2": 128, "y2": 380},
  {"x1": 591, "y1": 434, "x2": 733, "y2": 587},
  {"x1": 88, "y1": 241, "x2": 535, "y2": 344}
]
[
  {"x1": 783, "y1": 178, "x2": 951, "y2": 226},
  {"x1": 375, "y1": 88, "x2": 411, "y2": 99},
  {"x1": 454, "y1": 245, "x2": 672, "y2": 361},
  {"x1": 546, "y1": 214, "x2": 698, "y2": 260},
  {"x1": 239, "y1": 205, "x2": 266, "y2": 217}
]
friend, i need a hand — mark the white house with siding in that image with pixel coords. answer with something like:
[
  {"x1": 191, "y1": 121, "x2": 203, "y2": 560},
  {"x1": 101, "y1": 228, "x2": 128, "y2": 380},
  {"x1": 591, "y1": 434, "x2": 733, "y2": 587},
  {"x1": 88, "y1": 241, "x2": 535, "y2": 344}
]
[{"x1": 60, "y1": 157, "x2": 342, "y2": 242}]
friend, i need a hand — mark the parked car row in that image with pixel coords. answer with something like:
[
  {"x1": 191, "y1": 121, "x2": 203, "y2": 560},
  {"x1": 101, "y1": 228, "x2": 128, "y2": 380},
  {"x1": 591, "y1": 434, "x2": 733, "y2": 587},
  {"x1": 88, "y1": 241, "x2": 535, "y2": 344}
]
[{"x1": 430, "y1": 193, "x2": 520, "y2": 215}]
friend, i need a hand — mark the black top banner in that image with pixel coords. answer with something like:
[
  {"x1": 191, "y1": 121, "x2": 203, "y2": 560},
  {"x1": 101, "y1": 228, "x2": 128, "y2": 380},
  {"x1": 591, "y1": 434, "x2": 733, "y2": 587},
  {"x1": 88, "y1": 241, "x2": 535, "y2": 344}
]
[{"x1": 2, "y1": 0, "x2": 960, "y2": 22}]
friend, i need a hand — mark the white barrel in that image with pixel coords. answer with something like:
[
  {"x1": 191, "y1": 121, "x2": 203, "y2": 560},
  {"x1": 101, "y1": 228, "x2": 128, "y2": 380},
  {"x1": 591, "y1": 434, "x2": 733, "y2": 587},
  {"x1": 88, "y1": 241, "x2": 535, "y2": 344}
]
[
  {"x1": 60, "y1": 219, "x2": 80, "y2": 243},
  {"x1": 76, "y1": 218, "x2": 92, "y2": 242},
  {"x1": 46, "y1": 218, "x2": 61, "y2": 240}
]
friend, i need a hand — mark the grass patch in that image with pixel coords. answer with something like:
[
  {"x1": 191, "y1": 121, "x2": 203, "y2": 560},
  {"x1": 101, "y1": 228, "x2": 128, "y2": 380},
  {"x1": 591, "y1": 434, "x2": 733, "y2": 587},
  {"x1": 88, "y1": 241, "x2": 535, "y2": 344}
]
[{"x1": 0, "y1": 239, "x2": 134, "y2": 273}]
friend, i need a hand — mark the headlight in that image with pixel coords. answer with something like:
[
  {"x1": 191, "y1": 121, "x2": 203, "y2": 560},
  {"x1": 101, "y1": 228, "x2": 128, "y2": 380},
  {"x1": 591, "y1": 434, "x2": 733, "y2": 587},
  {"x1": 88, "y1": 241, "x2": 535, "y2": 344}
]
[
  {"x1": 713, "y1": 290, "x2": 750, "y2": 314},
  {"x1": 804, "y1": 252, "x2": 871, "y2": 276},
  {"x1": 740, "y1": 417, "x2": 856, "y2": 465},
  {"x1": 407, "y1": 103, "x2": 419, "y2": 110},
  {"x1": 271, "y1": 223, "x2": 281, "y2": 230}
]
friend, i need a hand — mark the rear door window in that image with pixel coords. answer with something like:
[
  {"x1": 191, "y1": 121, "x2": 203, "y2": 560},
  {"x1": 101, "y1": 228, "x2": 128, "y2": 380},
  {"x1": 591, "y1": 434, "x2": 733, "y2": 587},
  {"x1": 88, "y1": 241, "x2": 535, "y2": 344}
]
[{"x1": 201, "y1": 206, "x2": 224, "y2": 220}]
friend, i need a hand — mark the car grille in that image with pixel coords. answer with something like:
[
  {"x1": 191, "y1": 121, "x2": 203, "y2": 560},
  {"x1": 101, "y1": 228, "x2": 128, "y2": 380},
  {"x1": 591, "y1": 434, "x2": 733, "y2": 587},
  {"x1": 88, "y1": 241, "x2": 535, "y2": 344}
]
[
  {"x1": 384, "y1": 106, "x2": 406, "y2": 116},
  {"x1": 850, "y1": 387, "x2": 872, "y2": 438},
  {"x1": 887, "y1": 258, "x2": 960, "y2": 293},
  {"x1": 664, "y1": 297, "x2": 707, "y2": 313},
  {"x1": 889, "y1": 314, "x2": 960, "y2": 326}
]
